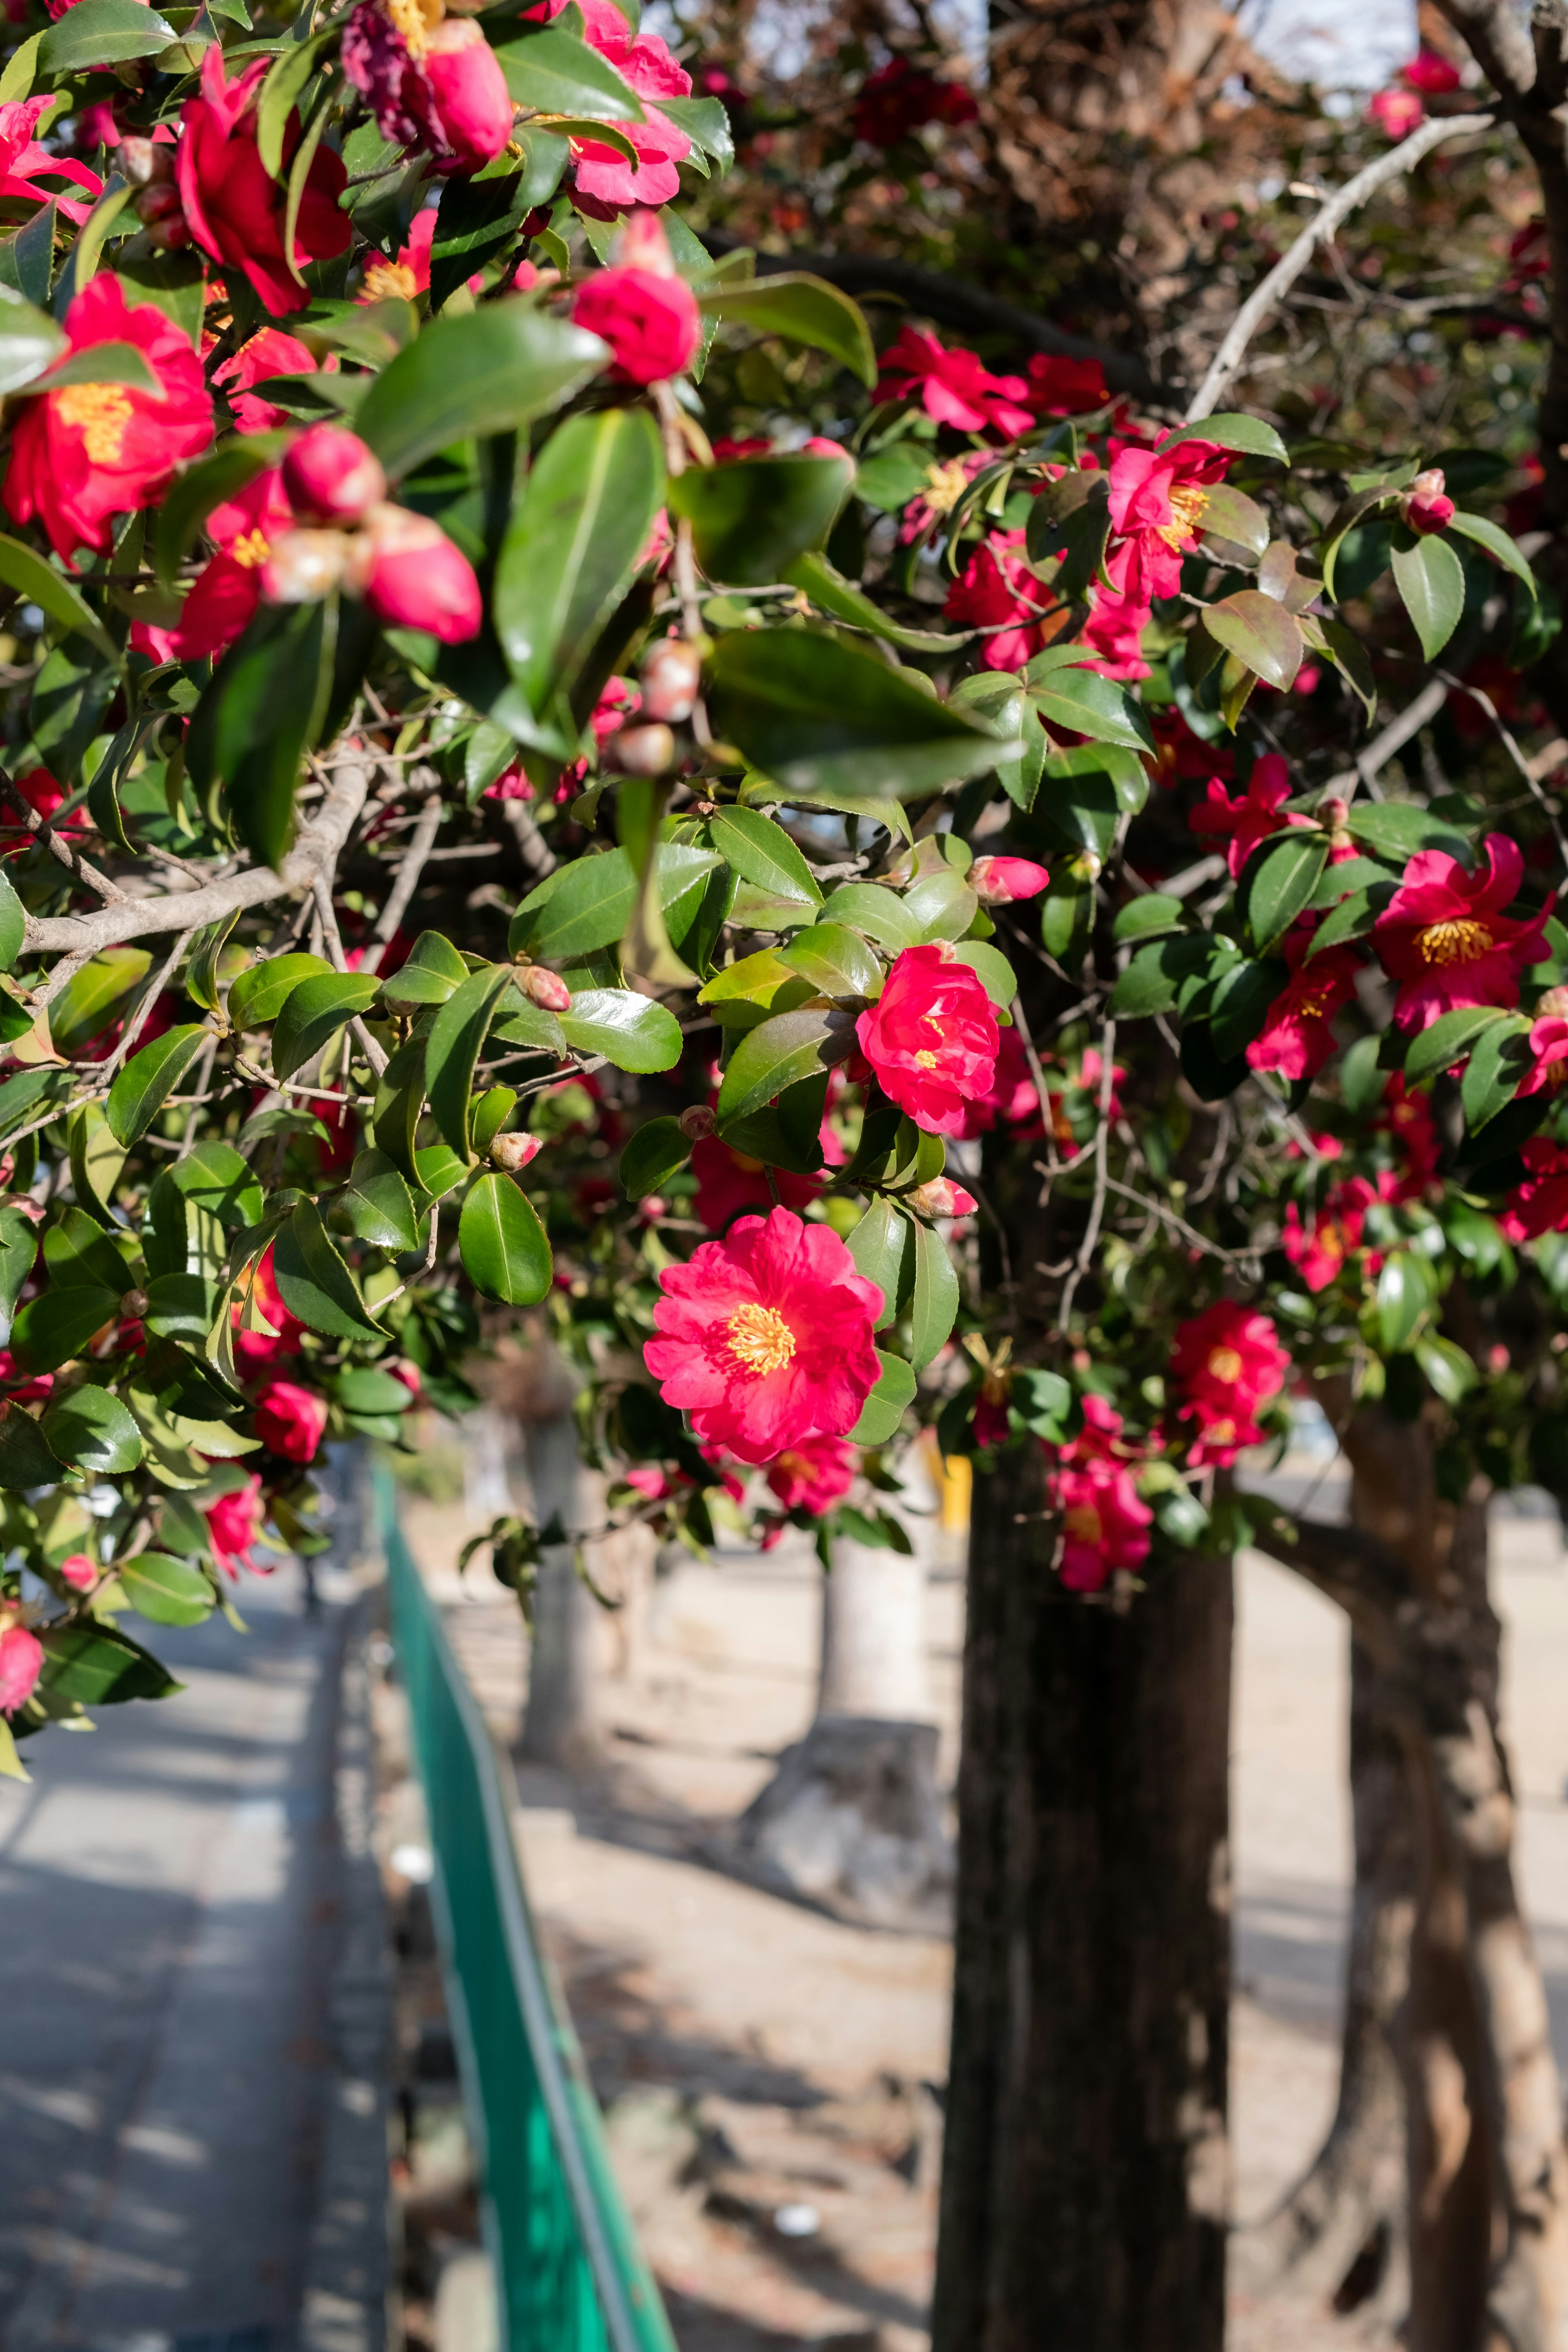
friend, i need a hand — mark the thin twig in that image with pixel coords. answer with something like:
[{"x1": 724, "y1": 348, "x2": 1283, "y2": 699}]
[
  {"x1": 1101, "y1": 1178, "x2": 1237, "y2": 1264},
  {"x1": 1056, "y1": 1017, "x2": 1115, "y2": 1346},
  {"x1": 0, "y1": 771, "x2": 126, "y2": 903},
  {"x1": 357, "y1": 786, "x2": 443, "y2": 976},
  {"x1": 1436, "y1": 668, "x2": 1568, "y2": 866}
]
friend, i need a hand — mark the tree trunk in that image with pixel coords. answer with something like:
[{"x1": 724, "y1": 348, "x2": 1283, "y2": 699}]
[
  {"x1": 931, "y1": 1443, "x2": 1232, "y2": 2352},
  {"x1": 817, "y1": 1501, "x2": 933, "y2": 1719},
  {"x1": 519, "y1": 1413, "x2": 605, "y2": 1770}
]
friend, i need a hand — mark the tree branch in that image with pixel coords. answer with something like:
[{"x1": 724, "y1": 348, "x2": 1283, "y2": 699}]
[
  {"x1": 1245, "y1": 1512, "x2": 1412, "y2": 1663},
  {"x1": 0, "y1": 770, "x2": 125, "y2": 903}
]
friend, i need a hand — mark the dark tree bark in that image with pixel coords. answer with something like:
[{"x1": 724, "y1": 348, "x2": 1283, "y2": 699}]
[{"x1": 931, "y1": 1443, "x2": 1231, "y2": 2352}]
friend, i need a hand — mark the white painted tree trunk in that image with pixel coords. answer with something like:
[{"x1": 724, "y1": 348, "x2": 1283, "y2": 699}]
[
  {"x1": 519, "y1": 1414, "x2": 605, "y2": 1769},
  {"x1": 817, "y1": 1443, "x2": 938, "y2": 1721}
]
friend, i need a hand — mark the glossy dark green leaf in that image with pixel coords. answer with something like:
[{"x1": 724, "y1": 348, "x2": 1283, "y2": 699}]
[
  {"x1": 116, "y1": 1550, "x2": 213, "y2": 1626},
  {"x1": 902, "y1": 866, "x2": 977, "y2": 943},
  {"x1": 781, "y1": 550, "x2": 958, "y2": 652},
  {"x1": 9, "y1": 1285, "x2": 120, "y2": 1375},
  {"x1": 458, "y1": 1170, "x2": 552, "y2": 1305},
  {"x1": 189, "y1": 597, "x2": 333, "y2": 872},
  {"x1": 557, "y1": 989, "x2": 682, "y2": 1073},
  {"x1": 1405, "y1": 1005, "x2": 1511, "y2": 1085},
  {"x1": 272, "y1": 1199, "x2": 385, "y2": 1341},
  {"x1": 144, "y1": 1273, "x2": 218, "y2": 1344},
  {"x1": 1413, "y1": 1333, "x2": 1479, "y2": 1404},
  {"x1": 717, "y1": 1004, "x2": 857, "y2": 1125},
  {"x1": 1209, "y1": 957, "x2": 1285, "y2": 1060},
  {"x1": 1391, "y1": 532, "x2": 1466, "y2": 659},
  {"x1": 1025, "y1": 658, "x2": 1155, "y2": 753},
  {"x1": 669, "y1": 455, "x2": 853, "y2": 587},
  {"x1": 909, "y1": 1222, "x2": 960, "y2": 1369},
  {"x1": 0, "y1": 1403, "x2": 60, "y2": 1487},
  {"x1": 168, "y1": 1140, "x2": 263, "y2": 1229},
  {"x1": 707, "y1": 806, "x2": 822, "y2": 906},
  {"x1": 38, "y1": 1622, "x2": 180, "y2": 1703},
  {"x1": 847, "y1": 1198, "x2": 911, "y2": 1330},
  {"x1": 1344, "y1": 804, "x2": 1470, "y2": 862},
  {"x1": 619, "y1": 1115, "x2": 690, "y2": 1200},
  {"x1": 1203, "y1": 590, "x2": 1304, "y2": 690},
  {"x1": 1461, "y1": 1015, "x2": 1533, "y2": 1131},
  {"x1": 106, "y1": 1023, "x2": 210, "y2": 1146},
  {"x1": 1160, "y1": 413, "x2": 1289, "y2": 465},
  {"x1": 380, "y1": 930, "x2": 468, "y2": 1009},
  {"x1": 0, "y1": 1204, "x2": 37, "y2": 1324},
  {"x1": 1243, "y1": 829, "x2": 1329, "y2": 953},
  {"x1": 1197, "y1": 482, "x2": 1270, "y2": 561},
  {"x1": 1447, "y1": 509, "x2": 1536, "y2": 597},
  {"x1": 492, "y1": 21, "x2": 647, "y2": 121},
  {"x1": 778, "y1": 922, "x2": 882, "y2": 1000},
  {"x1": 0, "y1": 1067, "x2": 64, "y2": 1143},
  {"x1": 338, "y1": 1148, "x2": 420, "y2": 1252},
  {"x1": 0, "y1": 285, "x2": 64, "y2": 399},
  {"x1": 44, "y1": 1207, "x2": 131, "y2": 1292},
  {"x1": 38, "y1": 0, "x2": 176, "y2": 71},
  {"x1": 40, "y1": 1384, "x2": 143, "y2": 1473},
  {"x1": 512, "y1": 849, "x2": 635, "y2": 960},
  {"x1": 848, "y1": 1348, "x2": 917, "y2": 1443},
  {"x1": 272, "y1": 972, "x2": 381, "y2": 1082},
  {"x1": 1114, "y1": 894, "x2": 1184, "y2": 943},
  {"x1": 425, "y1": 964, "x2": 514, "y2": 1160},
  {"x1": 660, "y1": 91, "x2": 733, "y2": 167},
  {"x1": 1376, "y1": 1249, "x2": 1436, "y2": 1353},
  {"x1": 697, "y1": 275, "x2": 876, "y2": 388},
  {"x1": 227, "y1": 952, "x2": 334, "y2": 1030},
  {"x1": 0, "y1": 529, "x2": 114, "y2": 659},
  {"x1": 354, "y1": 302, "x2": 607, "y2": 484},
  {"x1": 817, "y1": 882, "x2": 921, "y2": 950}
]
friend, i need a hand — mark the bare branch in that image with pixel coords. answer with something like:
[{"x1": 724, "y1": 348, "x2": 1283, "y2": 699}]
[
  {"x1": 356, "y1": 779, "x2": 443, "y2": 977},
  {"x1": 0, "y1": 769, "x2": 126, "y2": 903}
]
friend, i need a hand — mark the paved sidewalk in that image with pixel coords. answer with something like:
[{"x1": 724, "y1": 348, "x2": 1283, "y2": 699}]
[{"x1": 0, "y1": 1564, "x2": 367, "y2": 2352}]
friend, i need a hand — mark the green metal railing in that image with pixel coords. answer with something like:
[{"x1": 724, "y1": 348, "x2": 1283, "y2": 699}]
[{"x1": 383, "y1": 1496, "x2": 678, "y2": 2352}]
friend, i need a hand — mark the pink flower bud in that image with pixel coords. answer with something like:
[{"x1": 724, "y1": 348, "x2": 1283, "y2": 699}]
[
  {"x1": 134, "y1": 182, "x2": 183, "y2": 227},
  {"x1": 1402, "y1": 468, "x2": 1455, "y2": 537},
  {"x1": 424, "y1": 18, "x2": 516, "y2": 166},
  {"x1": 283, "y1": 425, "x2": 387, "y2": 526},
  {"x1": 389, "y1": 1358, "x2": 423, "y2": 1401},
  {"x1": 910, "y1": 1177, "x2": 978, "y2": 1218},
  {"x1": 118, "y1": 134, "x2": 175, "y2": 187},
  {"x1": 490, "y1": 1131, "x2": 543, "y2": 1173},
  {"x1": 1538, "y1": 985, "x2": 1568, "y2": 1019},
  {"x1": 58, "y1": 1553, "x2": 97, "y2": 1592},
  {"x1": 346, "y1": 504, "x2": 483, "y2": 644},
  {"x1": 802, "y1": 436, "x2": 851, "y2": 461},
  {"x1": 604, "y1": 722, "x2": 676, "y2": 775},
  {"x1": 0, "y1": 1621, "x2": 42, "y2": 1714},
  {"x1": 254, "y1": 1379, "x2": 330, "y2": 1464},
  {"x1": 679, "y1": 1104, "x2": 717, "y2": 1140},
  {"x1": 615, "y1": 207, "x2": 677, "y2": 277},
  {"x1": 261, "y1": 527, "x2": 351, "y2": 605},
  {"x1": 517, "y1": 965, "x2": 571, "y2": 1011},
  {"x1": 573, "y1": 267, "x2": 701, "y2": 386},
  {"x1": 640, "y1": 638, "x2": 702, "y2": 722},
  {"x1": 970, "y1": 855, "x2": 1050, "y2": 904},
  {"x1": 1318, "y1": 796, "x2": 1349, "y2": 829}
]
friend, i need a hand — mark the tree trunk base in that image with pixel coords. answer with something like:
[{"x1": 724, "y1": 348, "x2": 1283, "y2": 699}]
[{"x1": 727, "y1": 1713, "x2": 954, "y2": 1931}]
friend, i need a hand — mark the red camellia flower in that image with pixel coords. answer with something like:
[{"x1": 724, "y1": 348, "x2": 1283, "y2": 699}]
[
  {"x1": 205, "y1": 1475, "x2": 268, "y2": 1577},
  {"x1": 283, "y1": 425, "x2": 387, "y2": 525},
  {"x1": 1368, "y1": 86, "x2": 1425, "y2": 138},
  {"x1": 574, "y1": 264, "x2": 701, "y2": 384},
  {"x1": 1045, "y1": 1395, "x2": 1153, "y2": 1592},
  {"x1": 764, "y1": 1434, "x2": 858, "y2": 1515},
  {"x1": 1189, "y1": 753, "x2": 1307, "y2": 877},
  {"x1": 254, "y1": 1379, "x2": 330, "y2": 1463},
  {"x1": 1170, "y1": 1300, "x2": 1289, "y2": 1468},
  {"x1": 344, "y1": 503, "x2": 484, "y2": 642},
  {"x1": 856, "y1": 944, "x2": 1000, "y2": 1136},
  {"x1": 944, "y1": 529, "x2": 1053, "y2": 671},
  {"x1": 1372, "y1": 834, "x2": 1550, "y2": 1031},
  {"x1": 852, "y1": 57, "x2": 977, "y2": 146},
  {"x1": 4, "y1": 275, "x2": 211, "y2": 561},
  {"x1": 644, "y1": 1206, "x2": 883, "y2": 1463},
  {"x1": 1246, "y1": 931, "x2": 1362, "y2": 1082},
  {"x1": 1283, "y1": 1175, "x2": 1376, "y2": 1293},
  {"x1": 178, "y1": 48, "x2": 351, "y2": 316},
  {"x1": 58, "y1": 1553, "x2": 97, "y2": 1591},
  {"x1": 0, "y1": 96, "x2": 102, "y2": 222},
  {"x1": 1106, "y1": 434, "x2": 1229, "y2": 600},
  {"x1": 232, "y1": 1244, "x2": 305, "y2": 1372},
  {"x1": 1521, "y1": 1002, "x2": 1568, "y2": 1096},
  {"x1": 1026, "y1": 352, "x2": 1108, "y2": 416},
  {"x1": 970, "y1": 855, "x2": 1049, "y2": 904},
  {"x1": 567, "y1": 0, "x2": 694, "y2": 209},
  {"x1": 1498, "y1": 1138, "x2": 1568, "y2": 1241},
  {"x1": 0, "y1": 1620, "x2": 43, "y2": 1714},
  {"x1": 133, "y1": 466, "x2": 293, "y2": 667},
  {"x1": 1079, "y1": 542, "x2": 1154, "y2": 680},
  {"x1": 423, "y1": 16, "x2": 515, "y2": 163},
  {"x1": 1404, "y1": 47, "x2": 1461, "y2": 93},
  {"x1": 214, "y1": 327, "x2": 339, "y2": 434},
  {"x1": 876, "y1": 324, "x2": 1034, "y2": 439}
]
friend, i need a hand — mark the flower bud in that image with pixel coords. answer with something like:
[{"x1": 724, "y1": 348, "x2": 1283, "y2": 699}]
[
  {"x1": 283, "y1": 425, "x2": 387, "y2": 527},
  {"x1": 144, "y1": 209, "x2": 191, "y2": 252},
  {"x1": 1317, "y1": 796, "x2": 1349, "y2": 830},
  {"x1": 613, "y1": 207, "x2": 677, "y2": 277},
  {"x1": 345, "y1": 504, "x2": 482, "y2": 644},
  {"x1": 679, "y1": 1104, "x2": 718, "y2": 1140},
  {"x1": 640, "y1": 638, "x2": 703, "y2": 722},
  {"x1": 1537, "y1": 985, "x2": 1568, "y2": 1019},
  {"x1": 134, "y1": 181, "x2": 183, "y2": 227},
  {"x1": 910, "y1": 1176, "x2": 978, "y2": 1219},
  {"x1": 119, "y1": 1288, "x2": 150, "y2": 1319},
  {"x1": 801, "y1": 436, "x2": 852, "y2": 462},
  {"x1": 262, "y1": 528, "x2": 351, "y2": 605},
  {"x1": 0, "y1": 1621, "x2": 42, "y2": 1715},
  {"x1": 516, "y1": 964, "x2": 571, "y2": 1011},
  {"x1": 424, "y1": 18, "x2": 517, "y2": 166},
  {"x1": 118, "y1": 134, "x2": 175, "y2": 187},
  {"x1": 970, "y1": 854, "x2": 1050, "y2": 905},
  {"x1": 1401, "y1": 467, "x2": 1455, "y2": 537},
  {"x1": 490, "y1": 1131, "x2": 544, "y2": 1173},
  {"x1": 59, "y1": 1554, "x2": 97, "y2": 1592},
  {"x1": 604, "y1": 722, "x2": 676, "y2": 776},
  {"x1": 573, "y1": 266, "x2": 702, "y2": 386}
]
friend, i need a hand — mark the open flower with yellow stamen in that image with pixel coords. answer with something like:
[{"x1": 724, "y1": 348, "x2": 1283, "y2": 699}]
[
  {"x1": 644, "y1": 1207, "x2": 883, "y2": 1464},
  {"x1": 1372, "y1": 833, "x2": 1552, "y2": 1033},
  {"x1": 1104, "y1": 432, "x2": 1231, "y2": 601}
]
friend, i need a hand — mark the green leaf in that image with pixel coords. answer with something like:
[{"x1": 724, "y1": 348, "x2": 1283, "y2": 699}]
[
  {"x1": 1391, "y1": 532, "x2": 1466, "y2": 660},
  {"x1": 429, "y1": 166, "x2": 529, "y2": 311},
  {"x1": 10, "y1": 1284, "x2": 120, "y2": 1375},
  {"x1": 698, "y1": 275, "x2": 876, "y2": 388},
  {"x1": 1446, "y1": 509, "x2": 1537, "y2": 597},
  {"x1": 1303, "y1": 613, "x2": 1377, "y2": 719},
  {"x1": 1243, "y1": 828, "x2": 1329, "y2": 953},
  {"x1": 338, "y1": 1148, "x2": 420, "y2": 1252},
  {"x1": 1305, "y1": 885, "x2": 1388, "y2": 957},
  {"x1": 116, "y1": 1550, "x2": 214, "y2": 1626},
  {"x1": 778, "y1": 922, "x2": 883, "y2": 1000},
  {"x1": 168, "y1": 1140, "x2": 263, "y2": 1229},
  {"x1": 186, "y1": 907, "x2": 239, "y2": 1017},
  {"x1": 353, "y1": 301, "x2": 607, "y2": 485},
  {"x1": 154, "y1": 434, "x2": 289, "y2": 584},
  {"x1": 1025, "y1": 659, "x2": 1155, "y2": 753},
  {"x1": 668, "y1": 454, "x2": 853, "y2": 587},
  {"x1": 332, "y1": 1366, "x2": 415, "y2": 1417},
  {"x1": 494, "y1": 406, "x2": 664, "y2": 717},
  {"x1": 717, "y1": 1005, "x2": 858, "y2": 1126},
  {"x1": 1198, "y1": 482, "x2": 1271, "y2": 561},
  {"x1": 902, "y1": 866, "x2": 977, "y2": 943},
  {"x1": 909, "y1": 1221, "x2": 959, "y2": 1369},
  {"x1": 380, "y1": 930, "x2": 468, "y2": 1009},
  {"x1": 49, "y1": 946, "x2": 153, "y2": 1058},
  {"x1": 848, "y1": 1348, "x2": 918, "y2": 1443},
  {"x1": 0, "y1": 284, "x2": 64, "y2": 398},
  {"x1": 557, "y1": 988, "x2": 682, "y2": 1073},
  {"x1": 39, "y1": 1621, "x2": 181, "y2": 1703},
  {"x1": 227, "y1": 951, "x2": 334, "y2": 1030},
  {"x1": 492, "y1": 21, "x2": 648, "y2": 122},
  {"x1": 0, "y1": 1403, "x2": 60, "y2": 1486},
  {"x1": 619, "y1": 1115, "x2": 690, "y2": 1200},
  {"x1": 818, "y1": 882, "x2": 922, "y2": 950},
  {"x1": 38, "y1": 0, "x2": 176, "y2": 71},
  {"x1": 1414, "y1": 1332, "x2": 1479, "y2": 1405},
  {"x1": 659, "y1": 91, "x2": 734, "y2": 168},
  {"x1": 458, "y1": 1170, "x2": 552, "y2": 1305},
  {"x1": 1114, "y1": 894, "x2": 1184, "y2": 943},
  {"x1": 0, "y1": 530, "x2": 115, "y2": 658},
  {"x1": 780, "y1": 550, "x2": 958, "y2": 652},
  {"x1": 1160, "y1": 414, "x2": 1289, "y2": 465},
  {"x1": 271, "y1": 971, "x2": 380, "y2": 1082},
  {"x1": 272, "y1": 1198, "x2": 384, "y2": 1341},
  {"x1": 1209, "y1": 957, "x2": 1285, "y2": 1060},
  {"x1": 0, "y1": 867, "x2": 22, "y2": 974},
  {"x1": 1405, "y1": 1005, "x2": 1510, "y2": 1084},
  {"x1": 144, "y1": 1272, "x2": 218, "y2": 1344},
  {"x1": 1345, "y1": 804, "x2": 1470, "y2": 862},
  {"x1": 1202, "y1": 591, "x2": 1304, "y2": 691},
  {"x1": 846, "y1": 1198, "x2": 911, "y2": 1329},
  {"x1": 949, "y1": 941, "x2": 1017, "y2": 1007},
  {"x1": 1461, "y1": 1014, "x2": 1533, "y2": 1131},
  {"x1": 1376, "y1": 1250, "x2": 1435, "y2": 1353},
  {"x1": 189, "y1": 597, "x2": 333, "y2": 871},
  {"x1": 45, "y1": 1205, "x2": 129, "y2": 1292},
  {"x1": 256, "y1": 22, "x2": 337, "y2": 178},
  {"x1": 707, "y1": 806, "x2": 822, "y2": 906},
  {"x1": 106, "y1": 1023, "x2": 210, "y2": 1146},
  {"x1": 709, "y1": 628, "x2": 1008, "y2": 800},
  {"x1": 425, "y1": 964, "x2": 515, "y2": 1160},
  {"x1": 40, "y1": 1383, "x2": 143, "y2": 1473},
  {"x1": 0, "y1": 31, "x2": 41, "y2": 101},
  {"x1": 0, "y1": 1202, "x2": 37, "y2": 1323},
  {"x1": 512, "y1": 849, "x2": 635, "y2": 959}
]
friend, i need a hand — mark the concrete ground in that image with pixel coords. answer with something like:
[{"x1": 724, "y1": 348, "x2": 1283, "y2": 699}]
[{"x1": 0, "y1": 1561, "x2": 368, "y2": 2352}]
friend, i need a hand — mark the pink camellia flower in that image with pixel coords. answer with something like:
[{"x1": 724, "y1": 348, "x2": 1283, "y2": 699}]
[
  {"x1": 1498, "y1": 1138, "x2": 1568, "y2": 1241},
  {"x1": 343, "y1": 0, "x2": 514, "y2": 166},
  {"x1": 58, "y1": 1553, "x2": 97, "y2": 1591},
  {"x1": 133, "y1": 466, "x2": 294, "y2": 667},
  {"x1": 0, "y1": 768, "x2": 86, "y2": 860},
  {"x1": 1283, "y1": 1175, "x2": 1376, "y2": 1293},
  {"x1": 0, "y1": 1621, "x2": 43, "y2": 1714},
  {"x1": 852, "y1": 57, "x2": 977, "y2": 146},
  {"x1": 283, "y1": 425, "x2": 388, "y2": 526},
  {"x1": 178, "y1": 48, "x2": 351, "y2": 316},
  {"x1": 1402, "y1": 467, "x2": 1455, "y2": 536},
  {"x1": 1189, "y1": 753, "x2": 1307, "y2": 878},
  {"x1": 1405, "y1": 47, "x2": 1461, "y2": 93},
  {"x1": 944, "y1": 529, "x2": 1053, "y2": 671},
  {"x1": 254, "y1": 1379, "x2": 330, "y2": 1463},
  {"x1": 876, "y1": 324, "x2": 1034, "y2": 439},
  {"x1": 566, "y1": 0, "x2": 694, "y2": 209},
  {"x1": 1521, "y1": 1003, "x2": 1568, "y2": 1097},
  {"x1": 856, "y1": 944, "x2": 999, "y2": 1136},
  {"x1": 214, "y1": 327, "x2": 338, "y2": 435},
  {"x1": 1170, "y1": 1300, "x2": 1289, "y2": 1468},
  {"x1": 0, "y1": 95, "x2": 102, "y2": 222},
  {"x1": 970, "y1": 855, "x2": 1049, "y2": 904},
  {"x1": 956, "y1": 1026, "x2": 1040, "y2": 1138},
  {"x1": 343, "y1": 504, "x2": 483, "y2": 641},
  {"x1": 1026, "y1": 352, "x2": 1108, "y2": 416},
  {"x1": 644, "y1": 1207, "x2": 882, "y2": 1463},
  {"x1": 1106, "y1": 434, "x2": 1230, "y2": 600},
  {"x1": 205, "y1": 1475, "x2": 269, "y2": 1578},
  {"x1": 1368, "y1": 86, "x2": 1425, "y2": 138},
  {"x1": 1079, "y1": 541, "x2": 1152, "y2": 680},
  {"x1": 1078, "y1": 1047, "x2": 1126, "y2": 1118},
  {"x1": 232, "y1": 1245, "x2": 305, "y2": 1373},
  {"x1": 0, "y1": 1346, "x2": 50, "y2": 1404},
  {"x1": 1372, "y1": 833, "x2": 1551, "y2": 1032},
  {"x1": 423, "y1": 16, "x2": 515, "y2": 164},
  {"x1": 909, "y1": 1176, "x2": 978, "y2": 1219},
  {"x1": 764, "y1": 1434, "x2": 858, "y2": 1515},
  {"x1": 4, "y1": 275, "x2": 211, "y2": 561},
  {"x1": 1046, "y1": 1394, "x2": 1152, "y2": 1592},
  {"x1": 574, "y1": 265, "x2": 701, "y2": 385},
  {"x1": 1246, "y1": 932, "x2": 1362, "y2": 1082}
]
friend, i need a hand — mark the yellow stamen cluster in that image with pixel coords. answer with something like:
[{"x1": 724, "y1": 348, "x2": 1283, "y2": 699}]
[
  {"x1": 229, "y1": 528, "x2": 271, "y2": 571},
  {"x1": 1156, "y1": 481, "x2": 1209, "y2": 551},
  {"x1": 361, "y1": 257, "x2": 420, "y2": 303},
  {"x1": 56, "y1": 383, "x2": 134, "y2": 466},
  {"x1": 387, "y1": 0, "x2": 441, "y2": 60},
  {"x1": 920, "y1": 456, "x2": 973, "y2": 518},
  {"x1": 724, "y1": 1301, "x2": 795, "y2": 1379},
  {"x1": 1206, "y1": 1345, "x2": 1245, "y2": 1384},
  {"x1": 1415, "y1": 917, "x2": 1492, "y2": 968}
]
